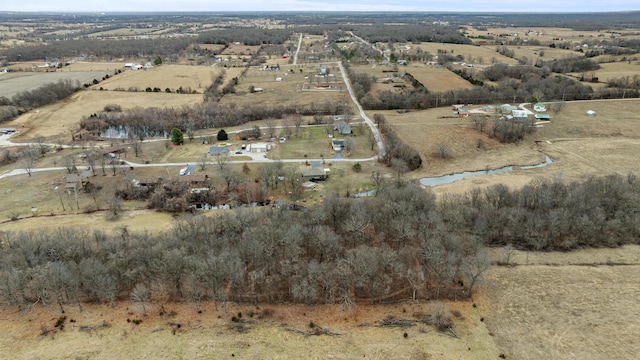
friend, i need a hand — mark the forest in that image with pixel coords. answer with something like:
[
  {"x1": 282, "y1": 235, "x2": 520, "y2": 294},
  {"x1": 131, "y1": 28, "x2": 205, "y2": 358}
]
[{"x1": 1, "y1": 173, "x2": 639, "y2": 312}]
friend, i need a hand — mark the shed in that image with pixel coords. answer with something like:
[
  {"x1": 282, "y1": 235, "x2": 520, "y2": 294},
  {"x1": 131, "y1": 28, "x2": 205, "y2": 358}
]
[
  {"x1": 586, "y1": 110, "x2": 597, "y2": 116},
  {"x1": 535, "y1": 114, "x2": 551, "y2": 121}
]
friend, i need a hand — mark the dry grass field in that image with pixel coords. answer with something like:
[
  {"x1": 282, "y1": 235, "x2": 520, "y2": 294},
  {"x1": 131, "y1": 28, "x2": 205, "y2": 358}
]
[
  {"x1": 375, "y1": 98, "x2": 640, "y2": 196},
  {"x1": 479, "y1": 246, "x2": 640, "y2": 360},
  {"x1": 501, "y1": 45, "x2": 578, "y2": 61},
  {"x1": 0, "y1": 71, "x2": 109, "y2": 98},
  {"x1": 95, "y1": 64, "x2": 220, "y2": 92},
  {"x1": 406, "y1": 64, "x2": 475, "y2": 92},
  {"x1": 5, "y1": 90, "x2": 202, "y2": 141},
  {"x1": 0, "y1": 299, "x2": 501, "y2": 360},
  {"x1": 411, "y1": 42, "x2": 518, "y2": 65},
  {"x1": 570, "y1": 61, "x2": 640, "y2": 83}
]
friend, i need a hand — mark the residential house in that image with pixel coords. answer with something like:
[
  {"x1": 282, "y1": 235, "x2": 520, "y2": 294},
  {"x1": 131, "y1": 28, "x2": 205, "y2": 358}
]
[
  {"x1": 333, "y1": 120, "x2": 352, "y2": 135},
  {"x1": 302, "y1": 166, "x2": 328, "y2": 181},
  {"x1": 207, "y1": 146, "x2": 230, "y2": 157},
  {"x1": 332, "y1": 139, "x2": 346, "y2": 151}
]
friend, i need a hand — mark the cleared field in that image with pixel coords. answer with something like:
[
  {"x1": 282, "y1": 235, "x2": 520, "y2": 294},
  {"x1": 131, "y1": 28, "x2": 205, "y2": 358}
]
[
  {"x1": 222, "y1": 44, "x2": 261, "y2": 56},
  {"x1": 407, "y1": 64, "x2": 475, "y2": 92},
  {"x1": 480, "y1": 261, "x2": 640, "y2": 360},
  {"x1": 411, "y1": 42, "x2": 518, "y2": 65},
  {"x1": 502, "y1": 45, "x2": 578, "y2": 61},
  {"x1": 5, "y1": 90, "x2": 203, "y2": 140},
  {"x1": 95, "y1": 64, "x2": 219, "y2": 92},
  {"x1": 0, "y1": 71, "x2": 108, "y2": 98},
  {"x1": 570, "y1": 61, "x2": 640, "y2": 83}
]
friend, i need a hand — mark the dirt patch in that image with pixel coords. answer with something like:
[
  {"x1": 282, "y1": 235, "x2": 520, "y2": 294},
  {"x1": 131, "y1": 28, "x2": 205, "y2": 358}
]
[{"x1": 0, "y1": 300, "x2": 500, "y2": 360}]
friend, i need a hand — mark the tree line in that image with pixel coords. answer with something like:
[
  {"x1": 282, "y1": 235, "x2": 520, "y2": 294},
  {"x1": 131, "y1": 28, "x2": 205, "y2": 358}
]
[
  {"x1": 0, "y1": 79, "x2": 84, "y2": 123},
  {"x1": 79, "y1": 101, "x2": 350, "y2": 139},
  {"x1": 2, "y1": 173, "x2": 638, "y2": 313}
]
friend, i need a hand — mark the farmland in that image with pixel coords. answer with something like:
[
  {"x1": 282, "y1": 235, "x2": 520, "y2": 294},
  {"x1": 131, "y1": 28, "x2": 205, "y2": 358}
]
[
  {"x1": 2, "y1": 11, "x2": 640, "y2": 360},
  {"x1": 0, "y1": 71, "x2": 108, "y2": 98}
]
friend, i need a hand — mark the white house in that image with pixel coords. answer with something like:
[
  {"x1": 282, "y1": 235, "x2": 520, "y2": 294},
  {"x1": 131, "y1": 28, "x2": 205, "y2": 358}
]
[{"x1": 533, "y1": 102, "x2": 547, "y2": 112}]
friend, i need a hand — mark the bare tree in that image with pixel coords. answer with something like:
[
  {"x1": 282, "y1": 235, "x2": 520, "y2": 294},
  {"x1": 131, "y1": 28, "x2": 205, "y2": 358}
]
[
  {"x1": 21, "y1": 147, "x2": 39, "y2": 177},
  {"x1": 282, "y1": 118, "x2": 294, "y2": 139},
  {"x1": 213, "y1": 153, "x2": 230, "y2": 170},
  {"x1": 131, "y1": 141, "x2": 142, "y2": 157},
  {"x1": 549, "y1": 101, "x2": 567, "y2": 115},
  {"x1": 63, "y1": 154, "x2": 77, "y2": 174},
  {"x1": 292, "y1": 113, "x2": 304, "y2": 138},
  {"x1": 265, "y1": 119, "x2": 277, "y2": 139},
  {"x1": 131, "y1": 283, "x2": 150, "y2": 316},
  {"x1": 35, "y1": 136, "x2": 50, "y2": 157}
]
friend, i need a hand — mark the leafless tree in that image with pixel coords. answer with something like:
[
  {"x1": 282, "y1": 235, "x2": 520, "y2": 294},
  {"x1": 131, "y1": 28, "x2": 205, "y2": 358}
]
[
  {"x1": 131, "y1": 141, "x2": 142, "y2": 157},
  {"x1": 21, "y1": 147, "x2": 39, "y2": 177},
  {"x1": 265, "y1": 119, "x2": 277, "y2": 139},
  {"x1": 131, "y1": 283, "x2": 150, "y2": 316},
  {"x1": 63, "y1": 154, "x2": 77, "y2": 174},
  {"x1": 292, "y1": 113, "x2": 304, "y2": 138}
]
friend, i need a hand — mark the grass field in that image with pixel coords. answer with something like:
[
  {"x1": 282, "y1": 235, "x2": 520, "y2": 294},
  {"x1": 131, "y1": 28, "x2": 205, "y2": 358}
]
[
  {"x1": 406, "y1": 64, "x2": 475, "y2": 92},
  {"x1": 0, "y1": 71, "x2": 109, "y2": 98},
  {"x1": 0, "y1": 298, "x2": 501, "y2": 360},
  {"x1": 480, "y1": 245, "x2": 640, "y2": 360},
  {"x1": 95, "y1": 64, "x2": 220, "y2": 92},
  {"x1": 5, "y1": 90, "x2": 203, "y2": 141},
  {"x1": 411, "y1": 42, "x2": 518, "y2": 65},
  {"x1": 373, "y1": 98, "x2": 640, "y2": 196}
]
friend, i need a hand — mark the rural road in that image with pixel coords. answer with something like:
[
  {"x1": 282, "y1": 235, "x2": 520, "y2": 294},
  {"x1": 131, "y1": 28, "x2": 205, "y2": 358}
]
[
  {"x1": 292, "y1": 33, "x2": 303, "y2": 65},
  {"x1": 0, "y1": 57, "x2": 384, "y2": 181},
  {"x1": 337, "y1": 61, "x2": 385, "y2": 159}
]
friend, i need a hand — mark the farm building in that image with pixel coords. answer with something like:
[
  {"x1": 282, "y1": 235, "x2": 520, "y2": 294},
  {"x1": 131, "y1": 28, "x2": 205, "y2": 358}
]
[
  {"x1": 535, "y1": 114, "x2": 551, "y2": 121},
  {"x1": 512, "y1": 109, "x2": 529, "y2": 119},
  {"x1": 500, "y1": 104, "x2": 519, "y2": 113},
  {"x1": 134, "y1": 176, "x2": 164, "y2": 188},
  {"x1": 177, "y1": 174, "x2": 209, "y2": 186},
  {"x1": 247, "y1": 143, "x2": 270, "y2": 153},
  {"x1": 207, "y1": 146, "x2": 230, "y2": 157},
  {"x1": 533, "y1": 102, "x2": 547, "y2": 112}
]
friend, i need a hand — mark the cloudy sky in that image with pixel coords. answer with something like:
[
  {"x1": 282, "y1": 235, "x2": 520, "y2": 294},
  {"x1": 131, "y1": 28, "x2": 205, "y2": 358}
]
[{"x1": 4, "y1": 1, "x2": 639, "y2": 13}]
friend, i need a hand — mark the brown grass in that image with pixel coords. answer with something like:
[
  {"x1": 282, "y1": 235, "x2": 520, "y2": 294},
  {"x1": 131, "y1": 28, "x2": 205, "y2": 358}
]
[
  {"x1": 407, "y1": 64, "x2": 475, "y2": 92},
  {"x1": 0, "y1": 300, "x2": 500, "y2": 360},
  {"x1": 5, "y1": 90, "x2": 203, "y2": 140},
  {"x1": 479, "y1": 246, "x2": 640, "y2": 360},
  {"x1": 96, "y1": 64, "x2": 220, "y2": 92}
]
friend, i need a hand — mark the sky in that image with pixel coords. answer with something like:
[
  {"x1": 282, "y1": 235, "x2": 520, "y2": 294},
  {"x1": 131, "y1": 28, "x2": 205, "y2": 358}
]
[{"x1": 3, "y1": 1, "x2": 639, "y2": 13}]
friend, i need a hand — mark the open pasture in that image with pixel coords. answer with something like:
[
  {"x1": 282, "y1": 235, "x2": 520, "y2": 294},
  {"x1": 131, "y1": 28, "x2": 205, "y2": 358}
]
[
  {"x1": 5, "y1": 90, "x2": 203, "y2": 140},
  {"x1": 411, "y1": 42, "x2": 518, "y2": 65},
  {"x1": 0, "y1": 71, "x2": 109, "y2": 99},
  {"x1": 375, "y1": 98, "x2": 640, "y2": 195},
  {"x1": 481, "y1": 261, "x2": 640, "y2": 360},
  {"x1": 407, "y1": 64, "x2": 475, "y2": 92},
  {"x1": 571, "y1": 61, "x2": 640, "y2": 83},
  {"x1": 95, "y1": 64, "x2": 219, "y2": 93}
]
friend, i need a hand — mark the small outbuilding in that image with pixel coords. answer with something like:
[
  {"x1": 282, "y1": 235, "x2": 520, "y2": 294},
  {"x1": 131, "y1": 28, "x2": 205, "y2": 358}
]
[{"x1": 586, "y1": 110, "x2": 597, "y2": 116}]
